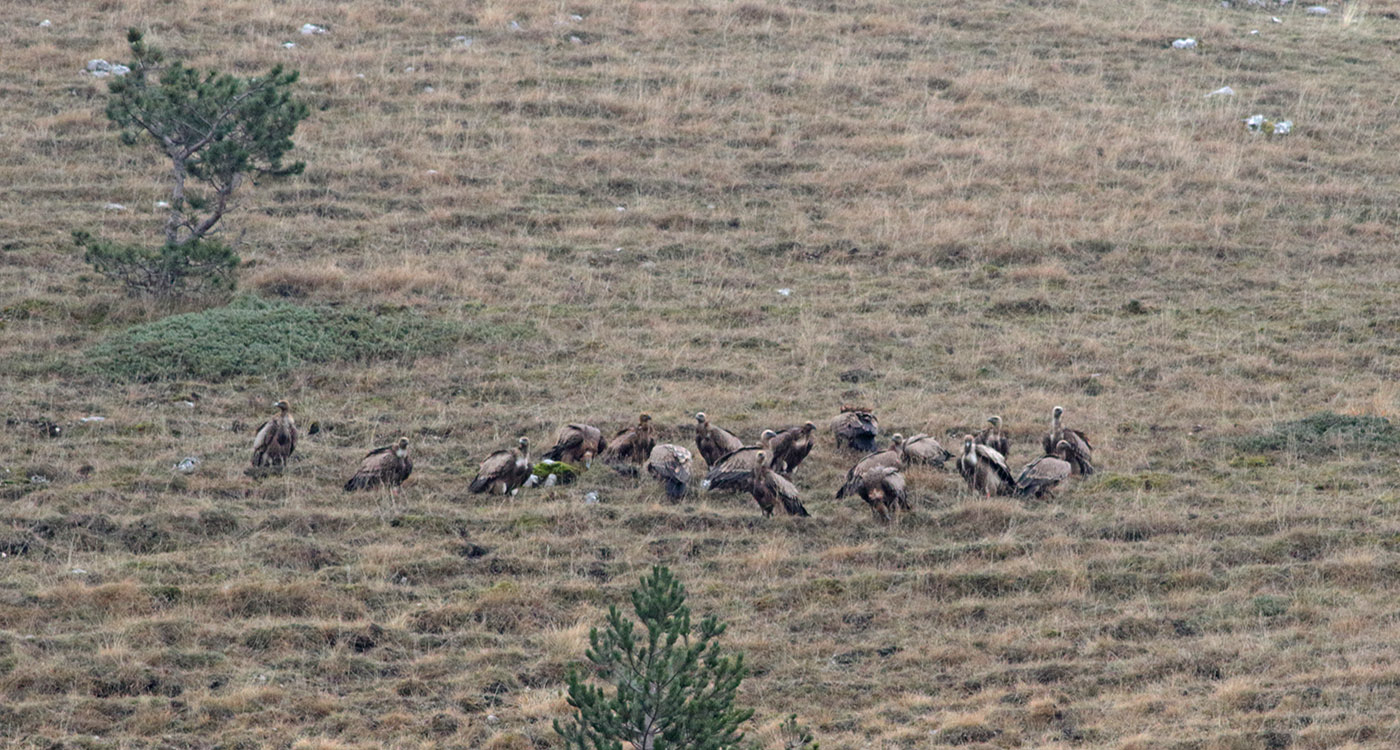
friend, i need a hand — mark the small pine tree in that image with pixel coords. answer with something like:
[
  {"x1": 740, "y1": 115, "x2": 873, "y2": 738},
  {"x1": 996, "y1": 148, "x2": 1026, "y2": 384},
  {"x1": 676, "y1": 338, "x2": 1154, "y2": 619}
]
[
  {"x1": 555, "y1": 565, "x2": 753, "y2": 750},
  {"x1": 778, "y1": 714, "x2": 819, "y2": 750},
  {"x1": 80, "y1": 29, "x2": 309, "y2": 299}
]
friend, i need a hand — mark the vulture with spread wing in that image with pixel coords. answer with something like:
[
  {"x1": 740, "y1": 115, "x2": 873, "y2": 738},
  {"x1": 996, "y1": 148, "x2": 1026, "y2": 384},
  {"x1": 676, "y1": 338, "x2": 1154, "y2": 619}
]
[
  {"x1": 830, "y1": 405, "x2": 879, "y2": 452},
  {"x1": 957, "y1": 434, "x2": 1016, "y2": 497},
  {"x1": 849, "y1": 466, "x2": 909, "y2": 522},
  {"x1": 251, "y1": 399, "x2": 297, "y2": 469},
  {"x1": 704, "y1": 430, "x2": 777, "y2": 493},
  {"x1": 749, "y1": 451, "x2": 809, "y2": 517},
  {"x1": 976, "y1": 416, "x2": 1010, "y2": 458},
  {"x1": 1015, "y1": 441, "x2": 1073, "y2": 499},
  {"x1": 694, "y1": 412, "x2": 744, "y2": 467},
  {"x1": 767, "y1": 422, "x2": 816, "y2": 474},
  {"x1": 344, "y1": 437, "x2": 413, "y2": 492},
  {"x1": 1043, "y1": 406, "x2": 1095, "y2": 475},
  {"x1": 469, "y1": 437, "x2": 532, "y2": 495},
  {"x1": 646, "y1": 443, "x2": 694, "y2": 500},
  {"x1": 542, "y1": 423, "x2": 607, "y2": 468},
  {"x1": 835, "y1": 434, "x2": 905, "y2": 499},
  {"x1": 601, "y1": 414, "x2": 655, "y2": 472},
  {"x1": 902, "y1": 433, "x2": 953, "y2": 469}
]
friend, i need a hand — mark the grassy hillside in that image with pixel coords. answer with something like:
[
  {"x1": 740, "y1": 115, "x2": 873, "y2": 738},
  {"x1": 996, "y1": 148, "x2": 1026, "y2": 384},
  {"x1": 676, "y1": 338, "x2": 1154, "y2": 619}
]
[{"x1": 5, "y1": 0, "x2": 1400, "y2": 747}]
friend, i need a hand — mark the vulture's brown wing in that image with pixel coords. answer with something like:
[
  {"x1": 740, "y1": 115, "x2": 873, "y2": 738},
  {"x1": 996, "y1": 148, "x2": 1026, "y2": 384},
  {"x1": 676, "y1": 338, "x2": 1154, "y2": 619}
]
[
  {"x1": 705, "y1": 447, "x2": 760, "y2": 492},
  {"x1": 344, "y1": 446, "x2": 395, "y2": 491},
  {"x1": 648, "y1": 444, "x2": 693, "y2": 499},
  {"x1": 976, "y1": 444, "x2": 1017, "y2": 487},
  {"x1": 469, "y1": 449, "x2": 516, "y2": 493},
  {"x1": 904, "y1": 434, "x2": 951, "y2": 465},
  {"x1": 766, "y1": 470, "x2": 808, "y2": 516},
  {"x1": 251, "y1": 419, "x2": 278, "y2": 466},
  {"x1": 543, "y1": 425, "x2": 585, "y2": 461}
]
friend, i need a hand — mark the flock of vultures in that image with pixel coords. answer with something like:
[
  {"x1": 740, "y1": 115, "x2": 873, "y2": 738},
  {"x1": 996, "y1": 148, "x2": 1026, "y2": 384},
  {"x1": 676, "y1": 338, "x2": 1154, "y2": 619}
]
[{"x1": 251, "y1": 402, "x2": 1096, "y2": 521}]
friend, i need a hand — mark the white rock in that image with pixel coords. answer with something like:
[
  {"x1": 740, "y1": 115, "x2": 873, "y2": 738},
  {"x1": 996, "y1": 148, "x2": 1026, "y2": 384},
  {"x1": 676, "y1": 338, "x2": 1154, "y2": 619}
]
[
  {"x1": 1272, "y1": 16, "x2": 1283, "y2": 22},
  {"x1": 1250, "y1": 29, "x2": 1259, "y2": 34},
  {"x1": 583, "y1": 491, "x2": 600, "y2": 504},
  {"x1": 1273, "y1": 120, "x2": 1293, "y2": 135},
  {"x1": 156, "y1": 201, "x2": 170, "y2": 208},
  {"x1": 104, "y1": 203, "x2": 126, "y2": 211},
  {"x1": 29, "y1": 475, "x2": 50, "y2": 485},
  {"x1": 404, "y1": 66, "x2": 415, "y2": 72},
  {"x1": 487, "y1": 714, "x2": 499, "y2": 723},
  {"x1": 423, "y1": 85, "x2": 434, "y2": 93},
  {"x1": 508, "y1": 20, "x2": 522, "y2": 31},
  {"x1": 426, "y1": 169, "x2": 439, "y2": 175},
  {"x1": 525, "y1": 475, "x2": 541, "y2": 487},
  {"x1": 282, "y1": 42, "x2": 296, "y2": 49},
  {"x1": 777, "y1": 288, "x2": 792, "y2": 296},
  {"x1": 570, "y1": 36, "x2": 582, "y2": 45},
  {"x1": 1171, "y1": 38, "x2": 1197, "y2": 49},
  {"x1": 356, "y1": 73, "x2": 365, "y2": 79},
  {"x1": 70, "y1": 568, "x2": 87, "y2": 575},
  {"x1": 179, "y1": 401, "x2": 196, "y2": 408},
  {"x1": 616, "y1": 206, "x2": 626, "y2": 211},
  {"x1": 175, "y1": 457, "x2": 199, "y2": 473},
  {"x1": 300, "y1": 23, "x2": 327, "y2": 35},
  {"x1": 570, "y1": 14, "x2": 584, "y2": 21},
  {"x1": 543, "y1": 474, "x2": 558, "y2": 487},
  {"x1": 1305, "y1": 5, "x2": 1329, "y2": 14},
  {"x1": 39, "y1": 19, "x2": 52, "y2": 28},
  {"x1": 1205, "y1": 86, "x2": 1235, "y2": 97},
  {"x1": 79, "y1": 416, "x2": 106, "y2": 423},
  {"x1": 454, "y1": 36, "x2": 474, "y2": 47},
  {"x1": 1244, "y1": 114, "x2": 1266, "y2": 131}
]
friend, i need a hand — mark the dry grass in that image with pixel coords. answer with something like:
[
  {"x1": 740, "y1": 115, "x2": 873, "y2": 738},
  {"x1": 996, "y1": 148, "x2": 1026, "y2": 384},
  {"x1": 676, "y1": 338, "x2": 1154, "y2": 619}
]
[{"x1": 4, "y1": 0, "x2": 1400, "y2": 747}]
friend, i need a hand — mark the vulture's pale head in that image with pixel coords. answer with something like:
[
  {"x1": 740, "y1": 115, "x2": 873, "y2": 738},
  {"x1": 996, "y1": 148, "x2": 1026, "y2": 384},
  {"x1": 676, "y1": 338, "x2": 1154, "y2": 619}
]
[
  {"x1": 1052, "y1": 406, "x2": 1065, "y2": 419},
  {"x1": 695, "y1": 412, "x2": 707, "y2": 424},
  {"x1": 753, "y1": 451, "x2": 766, "y2": 467},
  {"x1": 961, "y1": 435, "x2": 976, "y2": 454},
  {"x1": 639, "y1": 414, "x2": 652, "y2": 424},
  {"x1": 801, "y1": 421, "x2": 816, "y2": 433},
  {"x1": 988, "y1": 416, "x2": 1001, "y2": 427},
  {"x1": 760, "y1": 429, "x2": 777, "y2": 444},
  {"x1": 1055, "y1": 439, "x2": 1072, "y2": 457},
  {"x1": 396, "y1": 437, "x2": 410, "y2": 457},
  {"x1": 518, "y1": 437, "x2": 530, "y2": 449},
  {"x1": 275, "y1": 400, "x2": 290, "y2": 412},
  {"x1": 890, "y1": 433, "x2": 904, "y2": 446}
]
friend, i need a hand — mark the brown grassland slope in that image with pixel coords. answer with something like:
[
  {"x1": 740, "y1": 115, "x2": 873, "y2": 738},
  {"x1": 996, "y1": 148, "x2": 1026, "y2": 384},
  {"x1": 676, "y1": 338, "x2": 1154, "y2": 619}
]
[{"x1": 5, "y1": 0, "x2": 1400, "y2": 747}]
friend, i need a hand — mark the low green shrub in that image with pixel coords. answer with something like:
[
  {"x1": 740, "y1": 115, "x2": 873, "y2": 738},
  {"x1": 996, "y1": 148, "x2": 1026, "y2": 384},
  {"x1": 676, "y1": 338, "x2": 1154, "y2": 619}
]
[
  {"x1": 87, "y1": 296, "x2": 462, "y2": 381},
  {"x1": 1233, "y1": 412, "x2": 1400, "y2": 456}
]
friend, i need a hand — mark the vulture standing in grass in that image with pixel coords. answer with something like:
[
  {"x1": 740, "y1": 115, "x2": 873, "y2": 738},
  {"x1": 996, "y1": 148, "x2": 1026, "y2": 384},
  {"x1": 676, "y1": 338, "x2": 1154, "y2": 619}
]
[
  {"x1": 694, "y1": 412, "x2": 744, "y2": 467},
  {"x1": 831, "y1": 405, "x2": 879, "y2": 452},
  {"x1": 901, "y1": 433, "x2": 953, "y2": 468},
  {"x1": 344, "y1": 437, "x2": 413, "y2": 492},
  {"x1": 1043, "y1": 406, "x2": 1095, "y2": 475},
  {"x1": 976, "y1": 416, "x2": 1010, "y2": 458},
  {"x1": 748, "y1": 451, "x2": 809, "y2": 517},
  {"x1": 646, "y1": 444, "x2": 694, "y2": 500},
  {"x1": 541, "y1": 423, "x2": 607, "y2": 468},
  {"x1": 849, "y1": 466, "x2": 909, "y2": 522},
  {"x1": 835, "y1": 435, "x2": 905, "y2": 498},
  {"x1": 1015, "y1": 441, "x2": 1073, "y2": 499},
  {"x1": 767, "y1": 422, "x2": 816, "y2": 474},
  {"x1": 704, "y1": 430, "x2": 777, "y2": 493},
  {"x1": 956, "y1": 434, "x2": 1016, "y2": 497},
  {"x1": 251, "y1": 399, "x2": 297, "y2": 469},
  {"x1": 601, "y1": 414, "x2": 655, "y2": 473},
  {"x1": 469, "y1": 437, "x2": 532, "y2": 495}
]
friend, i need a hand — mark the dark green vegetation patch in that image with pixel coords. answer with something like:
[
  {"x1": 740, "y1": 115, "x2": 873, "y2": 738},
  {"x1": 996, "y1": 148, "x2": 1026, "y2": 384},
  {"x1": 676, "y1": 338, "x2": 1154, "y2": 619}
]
[
  {"x1": 1234, "y1": 412, "x2": 1400, "y2": 457},
  {"x1": 88, "y1": 297, "x2": 464, "y2": 381}
]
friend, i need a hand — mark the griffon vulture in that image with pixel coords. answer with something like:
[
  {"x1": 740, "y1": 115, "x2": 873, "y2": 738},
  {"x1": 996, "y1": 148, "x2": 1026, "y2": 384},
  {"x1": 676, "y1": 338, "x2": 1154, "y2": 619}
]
[
  {"x1": 835, "y1": 435, "x2": 905, "y2": 498},
  {"x1": 469, "y1": 437, "x2": 532, "y2": 495},
  {"x1": 542, "y1": 423, "x2": 607, "y2": 468},
  {"x1": 849, "y1": 466, "x2": 909, "y2": 522},
  {"x1": 694, "y1": 412, "x2": 744, "y2": 467},
  {"x1": 646, "y1": 443, "x2": 694, "y2": 500},
  {"x1": 767, "y1": 422, "x2": 816, "y2": 474},
  {"x1": 704, "y1": 430, "x2": 777, "y2": 493},
  {"x1": 1015, "y1": 441, "x2": 1073, "y2": 499},
  {"x1": 749, "y1": 451, "x2": 810, "y2": 517},
  {"x1": 830, "y1": 405, "x2": 879, "y2": 452},
  {"x1": 957, "y1": 435, "x2": 1016, "y2": 497},
  {"x1": 1043, "y1": 406, "x2": 1095, "y2": 475},
  {"x1": 976, "y1": 416, "x2": 1010, "y2": 458},
  {"x1": 251, "y1": 399, "x2": 297, "y2": 469},
  {"x1": 601, "y1": 414, "x2": 655, "y2": 472},
  {"x1": 902, "y1": 433, "x2": 953, "y2": 468},
  {"x1": 344, "y1": 437, "x2": 413, "y2": 492}
]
